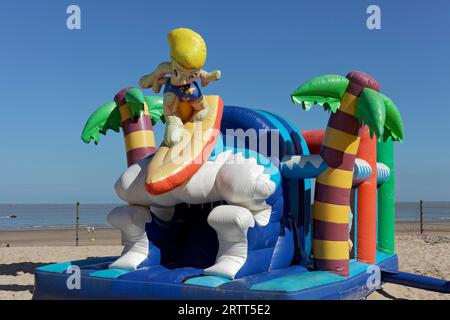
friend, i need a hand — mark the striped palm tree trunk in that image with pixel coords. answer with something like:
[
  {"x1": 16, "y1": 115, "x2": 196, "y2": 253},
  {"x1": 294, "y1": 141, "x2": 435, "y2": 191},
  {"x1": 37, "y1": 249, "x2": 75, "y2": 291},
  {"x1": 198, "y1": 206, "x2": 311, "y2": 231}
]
[
  {"x1": 313, "y1": 71, "x2": 380, "y2": 276},
  {"x1": 114, "y1": 88, "x2": 157, "y2": 167}
]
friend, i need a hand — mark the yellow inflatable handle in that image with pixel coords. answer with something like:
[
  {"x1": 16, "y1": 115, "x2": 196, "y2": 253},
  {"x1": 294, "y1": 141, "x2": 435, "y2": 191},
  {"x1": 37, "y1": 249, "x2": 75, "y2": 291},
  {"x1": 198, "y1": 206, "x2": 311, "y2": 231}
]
[{"x1": 145, "y1": 96, "x2": 224, "y2": 195}]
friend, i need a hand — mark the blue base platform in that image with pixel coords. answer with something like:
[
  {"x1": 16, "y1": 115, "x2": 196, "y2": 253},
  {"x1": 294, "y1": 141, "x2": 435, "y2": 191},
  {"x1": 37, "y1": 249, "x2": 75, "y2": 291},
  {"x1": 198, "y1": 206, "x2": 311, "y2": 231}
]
[{"x1": 33, "y1": 252, "x2": 398, "y2": 300}]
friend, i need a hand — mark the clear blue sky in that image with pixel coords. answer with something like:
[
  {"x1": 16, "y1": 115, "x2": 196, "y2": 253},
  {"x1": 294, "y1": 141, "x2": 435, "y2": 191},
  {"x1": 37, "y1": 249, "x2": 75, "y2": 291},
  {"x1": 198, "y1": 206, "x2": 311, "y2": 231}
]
[{"x1": 1, "y1": 0, "x2": 449, "y2": 203}]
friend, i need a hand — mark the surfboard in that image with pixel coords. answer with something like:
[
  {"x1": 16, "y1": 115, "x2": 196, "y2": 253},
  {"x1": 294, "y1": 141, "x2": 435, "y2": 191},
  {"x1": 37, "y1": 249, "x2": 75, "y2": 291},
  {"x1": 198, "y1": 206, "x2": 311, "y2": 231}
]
[{"x1": 145, "y1": 95, "x2": 224, "y2": 195}]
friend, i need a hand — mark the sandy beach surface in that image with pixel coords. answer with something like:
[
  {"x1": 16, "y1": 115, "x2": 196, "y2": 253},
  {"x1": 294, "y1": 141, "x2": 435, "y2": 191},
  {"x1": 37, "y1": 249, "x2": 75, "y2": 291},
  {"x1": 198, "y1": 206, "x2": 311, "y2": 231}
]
[{"x1": 0, "y1": 223, "x2": 449, "y2": 300}]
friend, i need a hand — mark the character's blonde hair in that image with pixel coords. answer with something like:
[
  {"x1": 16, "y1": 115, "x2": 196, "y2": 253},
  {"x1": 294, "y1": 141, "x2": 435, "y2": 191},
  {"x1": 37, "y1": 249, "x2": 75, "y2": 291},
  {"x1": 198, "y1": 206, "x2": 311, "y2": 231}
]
[{"x1": 168, "y1": 28, "x2": 206, "y2": 70}]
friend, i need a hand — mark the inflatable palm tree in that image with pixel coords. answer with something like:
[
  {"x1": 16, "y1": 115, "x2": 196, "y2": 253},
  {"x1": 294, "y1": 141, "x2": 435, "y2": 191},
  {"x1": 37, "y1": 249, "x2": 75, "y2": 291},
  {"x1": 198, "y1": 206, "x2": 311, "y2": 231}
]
[
  {"x1": 82, "y1": 87, "x2": 164, "y2": 166},
  {"x1": 291, "y1": 71, "x2": 403, "y2": 276}
]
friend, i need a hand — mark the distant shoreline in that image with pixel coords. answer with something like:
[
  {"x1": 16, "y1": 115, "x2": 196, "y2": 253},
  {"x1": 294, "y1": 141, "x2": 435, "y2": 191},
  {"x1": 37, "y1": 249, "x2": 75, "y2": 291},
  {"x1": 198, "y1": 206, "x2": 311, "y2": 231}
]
[
  {"x1": 0, "y1": 201, "x2": 448, "y2": 232},
  {"x1": 1, "y1": 218, "x2": 449, "y2": 231},
  {"x1": 0, "y1": 224, "x2": 115, "y2": 231},
  {"x1": 0, "y1": 221, "x2": 449, "y2": 247},
  {"x1": 0, "y1": 228, "x2": 121, "y2": 247},
  {"x1": 1, "y1": 219, "x2": 449, "y2": 232}
]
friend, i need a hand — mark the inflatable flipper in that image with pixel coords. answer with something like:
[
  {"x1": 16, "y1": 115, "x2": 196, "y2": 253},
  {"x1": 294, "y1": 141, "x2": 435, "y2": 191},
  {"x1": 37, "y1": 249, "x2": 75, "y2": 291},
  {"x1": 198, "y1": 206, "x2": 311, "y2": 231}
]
[{"x1": 145, "y1": 95, "x2": 224, "y2": 195}]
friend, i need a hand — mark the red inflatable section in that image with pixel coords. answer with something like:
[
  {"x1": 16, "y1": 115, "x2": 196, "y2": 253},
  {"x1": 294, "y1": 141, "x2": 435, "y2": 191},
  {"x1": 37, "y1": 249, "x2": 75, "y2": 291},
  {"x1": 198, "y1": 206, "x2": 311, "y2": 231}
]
[
  {"x1": 356, "y1": 127, "x2": 377, "y2": 264},
  {"x1": 301, "y1": 130, "x2": 325, "y2": 155}
]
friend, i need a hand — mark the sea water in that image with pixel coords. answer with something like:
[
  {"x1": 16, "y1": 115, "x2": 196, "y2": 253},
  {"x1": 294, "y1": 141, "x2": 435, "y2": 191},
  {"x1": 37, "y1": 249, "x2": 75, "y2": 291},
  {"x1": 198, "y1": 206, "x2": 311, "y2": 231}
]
[
  {"x1": 0, "y1": 202, "x2": 448, "y2": 230},
  {"x1": 396, "y1": 201, "x2": 450, "y2": 222},
  {"x1": 0, "y1": 203, "x2": 120, "y2": 230}
]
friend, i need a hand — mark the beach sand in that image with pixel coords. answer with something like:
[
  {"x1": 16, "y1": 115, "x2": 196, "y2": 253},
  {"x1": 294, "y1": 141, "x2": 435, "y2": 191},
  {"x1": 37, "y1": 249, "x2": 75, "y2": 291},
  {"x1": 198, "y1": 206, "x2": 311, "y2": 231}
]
[
  {"x1": 367, "y1": 233, "x2": 450, "y2": 300},
  {"x1": 0, "y1": 228, "x2": 122, "y2": 247},
  {"x1": 0, "y1": 228, "x2": 122, "y2": 300},
  {"x1": 0, "y1": 223, "x2": 449, "y2": 300}
]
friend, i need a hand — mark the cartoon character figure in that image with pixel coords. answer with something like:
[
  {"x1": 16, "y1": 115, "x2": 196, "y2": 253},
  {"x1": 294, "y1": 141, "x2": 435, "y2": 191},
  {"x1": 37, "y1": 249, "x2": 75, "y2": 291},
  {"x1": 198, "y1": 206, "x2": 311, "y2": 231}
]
[{"x1": 139, "y1": 28, "x2": 221, "y2": 146}]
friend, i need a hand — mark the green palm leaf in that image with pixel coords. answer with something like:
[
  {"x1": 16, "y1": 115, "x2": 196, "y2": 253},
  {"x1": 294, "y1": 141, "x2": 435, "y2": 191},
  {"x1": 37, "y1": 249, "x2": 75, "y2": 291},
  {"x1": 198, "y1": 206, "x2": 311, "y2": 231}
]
[
  {"x1": 291, "y1": 74, "x2": 349, "y2": 112},
  {"x1": 355, "y1": 88, "x2": 386, "y2": 139},
  {"x1": 125, "y1": 88, "x2": 146, "y2": 119},
  {"x1": 379, "y1": 93, "x2": 403, "y2": 142},
  {"x1": 144, "y1": 96, "x2": 165, "y2": 125},
  {"x1": 81, "y1": 101, "x2": 120, "y2": 144}
]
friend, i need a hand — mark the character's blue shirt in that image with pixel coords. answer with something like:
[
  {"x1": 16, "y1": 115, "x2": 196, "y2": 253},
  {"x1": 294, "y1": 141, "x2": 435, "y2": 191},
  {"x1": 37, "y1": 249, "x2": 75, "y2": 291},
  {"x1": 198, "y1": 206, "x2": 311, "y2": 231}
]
[{"x1": 164, "y1": 79, "x2": 202, "y2": 102}]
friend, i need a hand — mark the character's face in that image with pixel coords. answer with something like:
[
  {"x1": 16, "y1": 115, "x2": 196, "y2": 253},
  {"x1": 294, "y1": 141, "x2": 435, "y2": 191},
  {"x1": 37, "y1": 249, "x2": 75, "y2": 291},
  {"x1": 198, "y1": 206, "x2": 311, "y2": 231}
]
[{"x1": 170, "y1": 59, "x2": 201, "y2": 86}]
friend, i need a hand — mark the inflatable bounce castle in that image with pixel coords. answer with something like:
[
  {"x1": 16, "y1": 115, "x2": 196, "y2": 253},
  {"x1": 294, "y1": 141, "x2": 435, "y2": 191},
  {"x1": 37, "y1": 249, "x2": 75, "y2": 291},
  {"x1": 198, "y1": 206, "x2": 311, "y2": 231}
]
[{"x1": 32, "y1": 30, "x2": 450, "y2": 299}]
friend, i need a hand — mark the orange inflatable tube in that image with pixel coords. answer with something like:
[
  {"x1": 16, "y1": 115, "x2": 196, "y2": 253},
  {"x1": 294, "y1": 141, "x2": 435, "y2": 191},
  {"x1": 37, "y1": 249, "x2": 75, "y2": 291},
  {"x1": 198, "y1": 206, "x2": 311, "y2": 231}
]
[
  {"x1": 356, "y1": 126, "x2": 377, "y2": 264},
  {"x1": 145, "y1": 95, "x2": 224, "y2": 195}
]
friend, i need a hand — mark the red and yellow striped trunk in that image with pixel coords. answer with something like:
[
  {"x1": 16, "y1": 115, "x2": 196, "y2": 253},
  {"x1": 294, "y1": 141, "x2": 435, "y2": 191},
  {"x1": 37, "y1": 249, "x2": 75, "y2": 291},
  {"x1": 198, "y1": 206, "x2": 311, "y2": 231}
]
[
  {"x1": 313, "y1": 93, "x2": 360, "y2": 276},
  {"x1": 114, "y1": 88, "x2": 157, "y2": 167},
  {"x1": 313, "y1": 71, "x2": 380, "y2": 276}
]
